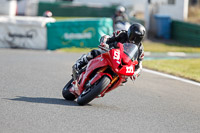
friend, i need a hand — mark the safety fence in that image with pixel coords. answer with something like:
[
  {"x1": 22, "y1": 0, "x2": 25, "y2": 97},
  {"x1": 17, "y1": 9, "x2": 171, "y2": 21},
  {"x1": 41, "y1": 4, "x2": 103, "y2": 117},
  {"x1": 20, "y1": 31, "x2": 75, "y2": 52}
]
[
  {"x1": 171, "y1": 20, "x2": 200, "y2": 47},
  {"x1": 38, "y1": 2, "x2": 116, "y2": 17},
  {"x1": 0, "y1": 16, "x2": 113, "y2": 50}
]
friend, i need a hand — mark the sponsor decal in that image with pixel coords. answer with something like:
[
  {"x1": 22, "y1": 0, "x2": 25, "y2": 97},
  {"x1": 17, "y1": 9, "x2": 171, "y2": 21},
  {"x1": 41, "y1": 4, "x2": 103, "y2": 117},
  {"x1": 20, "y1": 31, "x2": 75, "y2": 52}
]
[
  {"x1": 116, "y1": 60, "x2": 120, "y2": 64},
  {"x1": 126, "y1": 66, "x2": 133, "y2": 73},
  {"x1": 61, "y1": 27, "x2": 96, "y2": 46},
  {"x1": 6, "y1": 29, "x2": 37, "y2": 40},
  {"x1": 4, "y1": 29, "x2": 37, "y2": 48},
  {"x1": 8, "y1": 32, "x2": 33, "y2": 39},
  {"x1": 64, "y1": 32, "x2": 92, "y2": 40}
]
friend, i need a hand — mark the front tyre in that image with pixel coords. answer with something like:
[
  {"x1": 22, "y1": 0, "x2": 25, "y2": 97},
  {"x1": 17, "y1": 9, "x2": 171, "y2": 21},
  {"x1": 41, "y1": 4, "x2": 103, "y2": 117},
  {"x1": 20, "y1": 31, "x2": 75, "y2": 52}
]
[
  {"x1": 62, "y1": 78, "x2": 76, "y2": 101},
  {"x1": 77, "y1": 76, "x2": 111, "y2": 106}
]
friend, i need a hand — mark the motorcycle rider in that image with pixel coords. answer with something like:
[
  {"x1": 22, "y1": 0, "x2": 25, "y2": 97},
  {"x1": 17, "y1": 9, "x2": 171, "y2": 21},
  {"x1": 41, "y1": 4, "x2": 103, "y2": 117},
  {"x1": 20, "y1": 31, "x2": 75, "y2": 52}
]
[
  {"x1": 113, "y1": 6, "x2": 129, "y2": 29},
  {"x1": 72, "y1": 23, "x2": 146, "y2": 81},
  {"x1": 43, "y1": 10, "x2": 53, "y2": 17}
]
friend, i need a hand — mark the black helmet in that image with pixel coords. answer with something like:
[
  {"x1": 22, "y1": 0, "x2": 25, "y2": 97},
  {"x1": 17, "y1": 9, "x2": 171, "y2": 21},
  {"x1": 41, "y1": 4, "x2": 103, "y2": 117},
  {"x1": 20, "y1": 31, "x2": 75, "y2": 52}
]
[{"x1": 127, "y1": 23, "x2": 145, "y2": 45}]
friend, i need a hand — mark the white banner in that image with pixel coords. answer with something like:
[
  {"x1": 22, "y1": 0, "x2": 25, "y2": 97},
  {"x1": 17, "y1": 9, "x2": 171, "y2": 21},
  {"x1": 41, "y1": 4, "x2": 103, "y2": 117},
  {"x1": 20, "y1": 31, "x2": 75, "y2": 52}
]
[{"x1": 0, "y1": 16, "x2": 55, "y2": 50}]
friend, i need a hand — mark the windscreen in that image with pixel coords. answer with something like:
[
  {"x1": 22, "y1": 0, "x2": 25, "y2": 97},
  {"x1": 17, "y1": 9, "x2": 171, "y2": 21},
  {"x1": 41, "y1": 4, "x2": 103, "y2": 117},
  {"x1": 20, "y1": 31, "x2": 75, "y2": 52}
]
[{"x1": 123, "y1": 43, "x2": 139, "y2": 61}]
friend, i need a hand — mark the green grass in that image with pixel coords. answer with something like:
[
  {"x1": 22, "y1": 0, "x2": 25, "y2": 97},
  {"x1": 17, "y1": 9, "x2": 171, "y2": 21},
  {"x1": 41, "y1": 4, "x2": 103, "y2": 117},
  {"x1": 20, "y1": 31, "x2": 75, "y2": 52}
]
[
  {"x1": 143, "y1": 40, "x2": 200, "y2": 53},
  {"x1": 57, "y1": 40, "x2": 200, "y2": 53},
  {"x1": 143, "y1": 58, "x2": 200, "y2": 82},
  {"x1": 54, "y1": 17, "x2": 83, "y2": 21},
  {"x1": 53, "y1": 17, "x2": 98, "y2": 21}
]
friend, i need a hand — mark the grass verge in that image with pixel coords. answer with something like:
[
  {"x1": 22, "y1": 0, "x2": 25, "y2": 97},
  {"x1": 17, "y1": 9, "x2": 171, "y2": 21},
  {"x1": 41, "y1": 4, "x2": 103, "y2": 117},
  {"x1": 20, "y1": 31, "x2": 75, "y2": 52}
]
[
  {"x1": 54, "y1": 17, "x2": 98, "y2": 21},
  {"x1": 54, "y1": 17, "x2": 83, "y2": 21},
  {"x1": 57, "y1": 40, "x2": 200, "y2": 53},
  {"x1": 143, "y1": 58, "x2": 200, "y2": 82},
  {"x1": 143, "y1": 40, "x2": 200, "y2": 53}
]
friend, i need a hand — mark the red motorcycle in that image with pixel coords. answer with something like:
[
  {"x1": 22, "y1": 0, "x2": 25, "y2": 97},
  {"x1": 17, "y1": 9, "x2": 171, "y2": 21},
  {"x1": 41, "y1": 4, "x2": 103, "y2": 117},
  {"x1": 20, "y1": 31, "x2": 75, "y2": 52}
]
[{"x1": 62, "y1": 42, "x2": 139, "y2": 105}]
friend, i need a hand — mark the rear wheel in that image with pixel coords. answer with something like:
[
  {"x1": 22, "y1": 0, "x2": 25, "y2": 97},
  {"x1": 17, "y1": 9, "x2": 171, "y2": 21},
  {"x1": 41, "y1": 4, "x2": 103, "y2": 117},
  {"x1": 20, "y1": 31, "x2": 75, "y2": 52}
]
[
  {"x1": 62, "y1": 78, "x2": 76, "y2": 101},
  {"x1": 77, "y1": 76, "x2": 111, "y2": 105}
]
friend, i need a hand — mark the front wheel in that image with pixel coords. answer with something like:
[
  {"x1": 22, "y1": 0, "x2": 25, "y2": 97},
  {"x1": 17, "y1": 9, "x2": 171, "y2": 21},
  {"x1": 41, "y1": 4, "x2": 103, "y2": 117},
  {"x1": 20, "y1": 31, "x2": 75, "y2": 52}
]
[
  {"x1": 77, "y1": 76, "x2": 111, "y2": 105},
  {"x1": 62, "y1": 78, "x2": 76, "y2": 101}
]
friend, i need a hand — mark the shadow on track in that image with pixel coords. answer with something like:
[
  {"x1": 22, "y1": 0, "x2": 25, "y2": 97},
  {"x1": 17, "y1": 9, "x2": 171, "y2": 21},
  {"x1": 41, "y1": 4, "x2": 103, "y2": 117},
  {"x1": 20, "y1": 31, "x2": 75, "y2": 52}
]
[{"x1": 5, "y1": 96, "x2": 82, "y2": 106}]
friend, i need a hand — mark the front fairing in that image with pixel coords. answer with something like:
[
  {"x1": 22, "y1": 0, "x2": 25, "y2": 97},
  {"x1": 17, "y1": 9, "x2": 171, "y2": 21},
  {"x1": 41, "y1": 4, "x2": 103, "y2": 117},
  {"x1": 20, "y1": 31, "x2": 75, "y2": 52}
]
[
  {"x1": 108, "y1": 43, "x2": 139, "y2": 76},
  {"x1": 77, "y1": 55, "x2": 110, "y2": 95},
  {"x1": 80, "y1": 55, "x2": 109, "y2": 83},
  {"x1": 109, "y1": 49, "x2": 122, "y2": 71},
  {"x1": 123, "y1": 43, "x2": 139, "y2": 61}
]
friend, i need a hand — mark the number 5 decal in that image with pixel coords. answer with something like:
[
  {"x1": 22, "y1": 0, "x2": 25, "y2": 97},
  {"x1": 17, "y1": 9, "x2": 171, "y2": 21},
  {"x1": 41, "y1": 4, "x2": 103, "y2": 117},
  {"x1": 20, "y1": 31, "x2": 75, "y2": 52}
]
[{"x1": 113, "y1": 50, "x2": 120, "y2": 60}]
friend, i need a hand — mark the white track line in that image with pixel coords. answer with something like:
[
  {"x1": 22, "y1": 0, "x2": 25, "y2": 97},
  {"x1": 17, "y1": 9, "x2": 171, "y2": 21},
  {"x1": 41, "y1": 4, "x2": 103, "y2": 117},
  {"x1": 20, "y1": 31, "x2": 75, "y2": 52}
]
[
  {"x1": 167, "y1": 52, "x2": 186, "y2": 57},
  {"x1": 143, "y1": 68, "x2": 200, "y2": 87}
]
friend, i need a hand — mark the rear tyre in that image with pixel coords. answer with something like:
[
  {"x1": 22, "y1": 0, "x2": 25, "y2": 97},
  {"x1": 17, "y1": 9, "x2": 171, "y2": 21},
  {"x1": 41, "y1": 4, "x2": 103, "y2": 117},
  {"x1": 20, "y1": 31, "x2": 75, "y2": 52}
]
[
  {"x1": 62, "y1": 78, "x2": 76, "y2": 101},
  {"x1": 77, "y1": 76, "x2": 111, "y2": 106}
]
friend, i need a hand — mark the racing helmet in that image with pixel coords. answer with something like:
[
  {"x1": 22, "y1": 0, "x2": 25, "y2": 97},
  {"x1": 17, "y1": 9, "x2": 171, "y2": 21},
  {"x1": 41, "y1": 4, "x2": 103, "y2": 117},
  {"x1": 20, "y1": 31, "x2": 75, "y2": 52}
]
[
  {"x1": 116, "y1": 6, "x2": 125, "y2": 13},
  {"x1": 127, "y1": 23, "x2": 146, "y2": 45},
  {"x1": 43, "y1": 11, "x2": 53, "y2": 17}
]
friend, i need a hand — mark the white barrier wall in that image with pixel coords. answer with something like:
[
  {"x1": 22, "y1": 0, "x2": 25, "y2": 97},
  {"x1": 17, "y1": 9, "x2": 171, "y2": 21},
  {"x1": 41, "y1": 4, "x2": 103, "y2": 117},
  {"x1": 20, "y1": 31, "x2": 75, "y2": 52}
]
[{"x1": 0, "y1": 16, "x2": 55, "y2": 50}]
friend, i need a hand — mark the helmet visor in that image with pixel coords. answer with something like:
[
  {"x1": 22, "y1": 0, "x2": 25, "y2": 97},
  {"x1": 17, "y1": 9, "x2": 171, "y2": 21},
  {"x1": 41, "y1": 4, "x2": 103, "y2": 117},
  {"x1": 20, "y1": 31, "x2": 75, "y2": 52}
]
[{"x1": 129, "y1": 35, "x2": 143, "y2": 45}]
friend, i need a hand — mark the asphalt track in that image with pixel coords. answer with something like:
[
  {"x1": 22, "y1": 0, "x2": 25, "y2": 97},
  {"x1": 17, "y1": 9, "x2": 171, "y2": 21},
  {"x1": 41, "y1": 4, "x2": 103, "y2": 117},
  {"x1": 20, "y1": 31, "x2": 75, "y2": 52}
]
[{"x1": 0, "y1": 49, "x2": 200, "y2": 133}]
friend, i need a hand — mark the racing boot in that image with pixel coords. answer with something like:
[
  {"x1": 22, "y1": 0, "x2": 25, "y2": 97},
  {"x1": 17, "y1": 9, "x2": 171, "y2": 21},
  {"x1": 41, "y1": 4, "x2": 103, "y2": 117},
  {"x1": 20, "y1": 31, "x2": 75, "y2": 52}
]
[{"x1": 72, "y1": 53, "x2": 93, "y2": 80}]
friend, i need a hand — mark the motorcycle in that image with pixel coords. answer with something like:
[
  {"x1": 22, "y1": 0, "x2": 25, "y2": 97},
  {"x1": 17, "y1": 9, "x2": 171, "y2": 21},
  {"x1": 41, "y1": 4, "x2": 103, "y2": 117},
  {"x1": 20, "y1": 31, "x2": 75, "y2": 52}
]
[{"x1": 62, "y1": 42, "x2": 139, "y2": 105}]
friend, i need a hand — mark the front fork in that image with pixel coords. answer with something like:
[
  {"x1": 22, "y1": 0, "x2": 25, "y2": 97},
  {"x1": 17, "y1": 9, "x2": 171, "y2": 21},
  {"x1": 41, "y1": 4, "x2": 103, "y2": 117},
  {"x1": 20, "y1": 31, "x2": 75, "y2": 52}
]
[
  {"x1": 94, "y1": 67, "x2": 123, "y2": 97},
  {"x1": 72, "y1": 65, "x2": 78, "y2": 81}
]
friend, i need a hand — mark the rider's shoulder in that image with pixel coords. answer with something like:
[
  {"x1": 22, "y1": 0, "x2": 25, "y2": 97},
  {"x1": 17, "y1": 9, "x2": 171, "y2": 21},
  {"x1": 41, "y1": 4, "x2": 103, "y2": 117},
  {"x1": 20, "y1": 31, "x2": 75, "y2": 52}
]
[{"x1": 138, "y1": 43, "x2": 144, "y2": 50}]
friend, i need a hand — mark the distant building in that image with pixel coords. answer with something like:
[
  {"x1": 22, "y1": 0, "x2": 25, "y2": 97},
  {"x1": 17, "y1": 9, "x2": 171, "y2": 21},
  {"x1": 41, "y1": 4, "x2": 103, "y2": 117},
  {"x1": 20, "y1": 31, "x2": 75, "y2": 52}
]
[
  {"x1": 145, "y1": 0, "x2": 189, "y2": 37},
  {"x1": 0, "y1": 0, "x2": 17, "y2": 16},
  {"x1": 154, "y1": 0, "x2": 189, "y2": 20}
]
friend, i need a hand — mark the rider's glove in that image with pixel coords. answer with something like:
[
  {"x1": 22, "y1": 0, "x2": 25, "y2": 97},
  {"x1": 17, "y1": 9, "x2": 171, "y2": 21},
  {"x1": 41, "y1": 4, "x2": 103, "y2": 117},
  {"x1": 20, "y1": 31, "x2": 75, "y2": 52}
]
[
  {"x1": 131, "y1": 73, "x2": 138, "y2": 81},
  {"x1": 100, "y1": 42, "x2": 109, "y2": 49},
  {"x1": 100, "y1": 35, "x2": 110, "y2": 49}
]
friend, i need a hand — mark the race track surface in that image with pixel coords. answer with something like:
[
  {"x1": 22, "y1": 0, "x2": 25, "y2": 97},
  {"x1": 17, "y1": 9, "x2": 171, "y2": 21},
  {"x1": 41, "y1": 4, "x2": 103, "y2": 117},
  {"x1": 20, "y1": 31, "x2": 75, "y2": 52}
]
[{"x1": 0, "y1": 49, "x2": 200, "y2": 133}]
